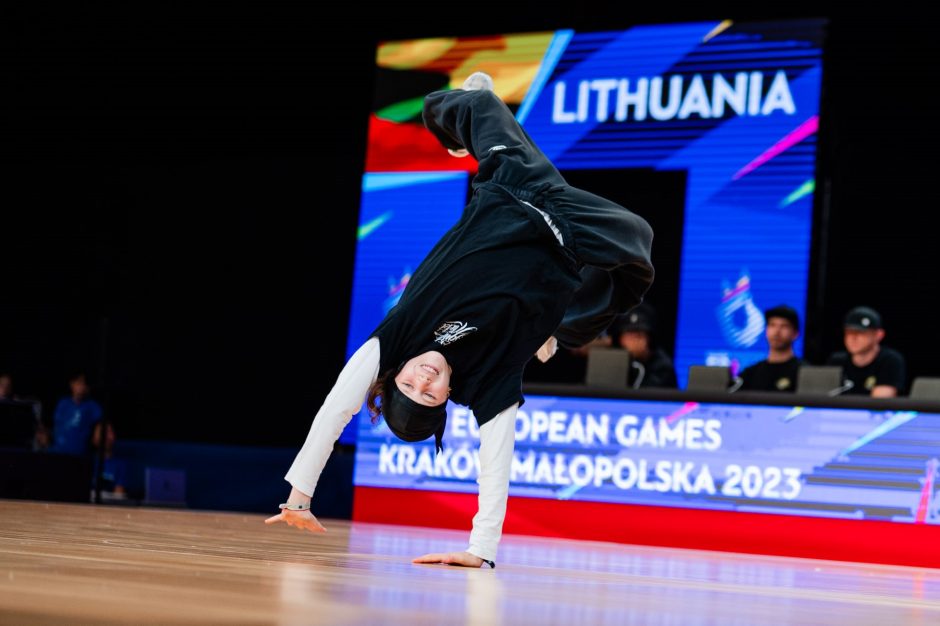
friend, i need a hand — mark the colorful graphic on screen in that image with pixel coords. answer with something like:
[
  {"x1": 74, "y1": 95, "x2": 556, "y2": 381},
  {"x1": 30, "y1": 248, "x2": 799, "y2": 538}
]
[
  {"x1": 342, "y1": 19, "x2": 826, "y2": 442},
  {"x1": 355, "y1": 395, "x2": 940, "y2": 525}
]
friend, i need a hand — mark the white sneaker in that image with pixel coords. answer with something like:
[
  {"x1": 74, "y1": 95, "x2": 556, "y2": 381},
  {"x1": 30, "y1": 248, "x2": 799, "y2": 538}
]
[
  {"x1": 446, "y1": 72, "x2": 492, "y2": 158},
  {"x1": 462, "y1": 71, "x2": 494, "y2": 92}
]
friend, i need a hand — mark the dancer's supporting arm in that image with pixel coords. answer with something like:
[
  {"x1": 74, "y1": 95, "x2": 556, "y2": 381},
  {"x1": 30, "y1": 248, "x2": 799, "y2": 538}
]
[
  {"x1": 264, "y1": 338, "x2": 380, "y2": 532},
  {"x1": 412, "y1": 402, "x2": 517, "y2": 568}
]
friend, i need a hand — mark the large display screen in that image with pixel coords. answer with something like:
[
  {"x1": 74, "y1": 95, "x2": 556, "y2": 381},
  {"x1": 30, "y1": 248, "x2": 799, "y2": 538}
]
[
  {"x1": 342, "y1": 19, "x2": 826, "y2": 442},
  {"x1": 355, "y1": 394, "x2": 939, "y2": 525}
]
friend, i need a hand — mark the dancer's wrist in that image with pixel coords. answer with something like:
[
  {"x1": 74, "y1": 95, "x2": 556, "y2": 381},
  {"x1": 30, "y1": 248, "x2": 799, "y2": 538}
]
[{"x1": 288, "y1": 486, "x2": 312, "y2": 504}]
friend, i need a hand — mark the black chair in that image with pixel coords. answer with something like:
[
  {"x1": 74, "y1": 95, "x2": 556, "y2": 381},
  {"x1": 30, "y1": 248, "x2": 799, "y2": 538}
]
[
  {"x1": 1, "y1": 449, "x2": 93, "y2": 501},
  {"x1": 686, "y1": 365, "x2": 730, "y2": 392},
  {"x1": 585, "y1": 347, "x2": 631, "y2": 388},
  {"x1": 796, "y1": 365, "x2": 848, "y2": 395},
  {"x1": 0, "y1": 400, "x2": 37, "y2": 449}
]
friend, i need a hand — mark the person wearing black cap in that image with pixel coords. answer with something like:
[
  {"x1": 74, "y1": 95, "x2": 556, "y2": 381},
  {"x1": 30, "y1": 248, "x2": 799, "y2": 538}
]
[
  {"x1": 608, "y1": 303, "x2": 677, "y2": 388},
  {"x1": 826, "y1": 306, "x2": 906, "y2": 397},
  {"x1": 738, "y1": 305, "x2": 803, "y2": 392},
  {"x1": 265, "y1": 72, "x2": 654, "y2": 568}
]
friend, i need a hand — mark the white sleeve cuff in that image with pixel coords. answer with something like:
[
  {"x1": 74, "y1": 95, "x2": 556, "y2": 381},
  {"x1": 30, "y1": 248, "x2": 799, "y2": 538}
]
[{"x1": 466, "y1": 543, "x2": 497, "y2": 563}]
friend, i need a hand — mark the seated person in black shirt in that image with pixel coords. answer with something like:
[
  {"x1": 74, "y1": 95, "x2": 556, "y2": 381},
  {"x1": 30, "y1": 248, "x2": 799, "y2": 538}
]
[
  {"x1": 609, "y1": 303, "x2": 677, "y2": 388},
  {"x1": 826, "y1": 306, "x2": 906, "y2": 397},
  {"x1": 739, "y1": 304, "x2": 803, "y2": 392}
]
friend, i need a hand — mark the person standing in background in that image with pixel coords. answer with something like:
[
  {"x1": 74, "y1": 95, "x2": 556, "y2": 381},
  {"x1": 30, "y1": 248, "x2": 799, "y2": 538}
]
[{"x1": 51, "y1": 372, "x2": 103, "y2": 455}]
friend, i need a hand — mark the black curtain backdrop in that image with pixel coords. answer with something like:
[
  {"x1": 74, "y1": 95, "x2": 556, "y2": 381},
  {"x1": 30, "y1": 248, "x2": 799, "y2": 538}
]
[{"x1": 2, "y1": 5, "x2": 937, "y2": 446}]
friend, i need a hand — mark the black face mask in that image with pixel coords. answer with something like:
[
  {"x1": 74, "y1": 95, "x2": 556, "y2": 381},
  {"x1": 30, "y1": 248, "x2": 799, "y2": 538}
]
[{"x1": 383, "y1": 377, "x2": 447, "y2": 453}]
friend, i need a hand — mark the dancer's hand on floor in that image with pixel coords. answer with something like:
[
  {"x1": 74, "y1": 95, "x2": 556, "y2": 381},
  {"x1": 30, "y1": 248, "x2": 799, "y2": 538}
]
[
  {"x1": 264, "y1": 509, "x2": 327, "y2": 533},
  {"x1": 412, "y1": 551, "x2": 484, "y2": 567}
]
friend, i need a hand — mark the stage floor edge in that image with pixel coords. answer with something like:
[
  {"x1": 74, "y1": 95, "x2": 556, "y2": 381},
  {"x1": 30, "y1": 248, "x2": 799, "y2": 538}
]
[{"x1": 354, "y1": 486, "x2": 940, "y2": 569}]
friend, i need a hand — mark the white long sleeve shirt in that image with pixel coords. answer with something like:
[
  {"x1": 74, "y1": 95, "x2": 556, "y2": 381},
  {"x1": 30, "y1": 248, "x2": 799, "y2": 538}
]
[{"x1": 284, "y1": 337, "x2": 517, "y2": 562}]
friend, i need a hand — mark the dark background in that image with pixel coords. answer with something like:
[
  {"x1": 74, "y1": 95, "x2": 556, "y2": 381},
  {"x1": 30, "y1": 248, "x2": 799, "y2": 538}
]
[{"x1": 2, "y1": 5, "x2": 937, "y2": 447}]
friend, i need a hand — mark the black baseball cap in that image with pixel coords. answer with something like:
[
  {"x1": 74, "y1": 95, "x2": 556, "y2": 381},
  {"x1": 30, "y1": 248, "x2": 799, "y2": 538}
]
[
  {"x1": 382, "y1": 377, "x2": 447, "y2": 453},
  {"x1": 764, "y1": 305, "x2": 800, "y2": 331},
  {"x1": 844, "y1": 306, "x2": 882, "y2": 330},
  {"x1": 613, "y1": 303, "x2": 655, "y2": 334}
]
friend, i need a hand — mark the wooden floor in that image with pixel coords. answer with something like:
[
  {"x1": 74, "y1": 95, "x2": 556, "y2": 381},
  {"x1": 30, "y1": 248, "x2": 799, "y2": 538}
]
[{"x1": 2, "y1": 501, "x2": 939, "y2": 625}]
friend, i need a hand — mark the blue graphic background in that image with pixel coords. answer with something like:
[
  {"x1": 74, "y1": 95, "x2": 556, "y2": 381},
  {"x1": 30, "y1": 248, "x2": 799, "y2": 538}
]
[{"x1": 516, "y1": 22, "x2": 823, "y2": 383}]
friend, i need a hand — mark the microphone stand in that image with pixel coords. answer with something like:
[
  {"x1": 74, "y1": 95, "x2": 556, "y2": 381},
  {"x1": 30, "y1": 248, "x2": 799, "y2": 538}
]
[{"x1": 828, "y1": 380, "x2": 855, "y2": 397}]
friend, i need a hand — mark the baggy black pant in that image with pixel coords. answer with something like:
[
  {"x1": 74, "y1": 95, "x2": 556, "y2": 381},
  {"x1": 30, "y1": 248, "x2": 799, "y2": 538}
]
[{"x1": 423, "y1": 88, "x2": 655, "y2": 348}]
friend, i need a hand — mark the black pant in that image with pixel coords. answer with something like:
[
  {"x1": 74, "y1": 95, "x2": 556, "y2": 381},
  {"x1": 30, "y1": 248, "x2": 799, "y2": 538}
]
[{"x1": 423, "y1": 88, "x2": 655, "y2": 348}]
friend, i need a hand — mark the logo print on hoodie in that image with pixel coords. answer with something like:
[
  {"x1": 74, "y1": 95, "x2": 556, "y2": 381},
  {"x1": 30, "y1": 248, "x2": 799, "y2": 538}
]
[{"x1": 434, "y1": 321, "x2": 478, "y2": 346}]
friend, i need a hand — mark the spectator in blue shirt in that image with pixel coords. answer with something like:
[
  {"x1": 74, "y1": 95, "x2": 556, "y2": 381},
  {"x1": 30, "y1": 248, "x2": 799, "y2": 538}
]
[
  {"x1": 51, "y1": 373, "x2": 103, "y2": 455},
  {"x1": 91, "y1": 421, "x2": 127, "y2": 498}
]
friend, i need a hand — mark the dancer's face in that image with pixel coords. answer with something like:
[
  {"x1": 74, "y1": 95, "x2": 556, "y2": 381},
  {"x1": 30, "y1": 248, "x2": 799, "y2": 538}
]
[{"x1": 394, "y1": 351, "x2": 452, "y2": 407}]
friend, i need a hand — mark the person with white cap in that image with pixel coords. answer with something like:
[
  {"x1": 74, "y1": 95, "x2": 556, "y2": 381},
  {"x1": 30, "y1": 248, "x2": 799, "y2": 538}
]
[
  {"x1": 826, "y1": 305, "x2": 906, "y2": 397},
  {"x1": 265, "y1": 72, "x2": 654, "y2": 567}
]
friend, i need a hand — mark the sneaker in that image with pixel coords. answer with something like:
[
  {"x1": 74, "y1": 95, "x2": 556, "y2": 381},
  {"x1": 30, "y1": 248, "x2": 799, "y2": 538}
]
[{"x1": 462, "y1": 71, "x2": 494, "y2": 92}]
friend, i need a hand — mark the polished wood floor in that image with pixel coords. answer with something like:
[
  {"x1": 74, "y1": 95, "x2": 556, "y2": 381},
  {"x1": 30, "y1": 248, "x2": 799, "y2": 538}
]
[{"x1": 2, "y1": 500, "x2": 939, "y2": 625}]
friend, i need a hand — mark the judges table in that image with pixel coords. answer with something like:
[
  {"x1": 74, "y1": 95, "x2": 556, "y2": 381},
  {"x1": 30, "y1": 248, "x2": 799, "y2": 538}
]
[{"x1": 353, "y1": 385, "x2": 940, "y2": 568}]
